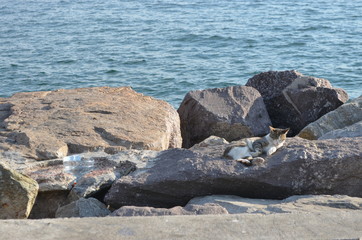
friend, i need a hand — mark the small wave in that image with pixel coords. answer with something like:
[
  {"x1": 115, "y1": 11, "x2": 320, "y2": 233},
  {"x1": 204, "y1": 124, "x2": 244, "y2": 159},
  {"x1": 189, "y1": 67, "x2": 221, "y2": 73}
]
[
  {"x1": 172, "y1": 33, "x2": 235, "y2": 43},
  {"x1": 123, "y1": 59, "x2": 146, "y2": 65},
  {"x1": 105, "y1": 69, "x2": 118, "y2": 74},
  {"x1": 56, "y1": 59, "x2": 76, "y2": 64}
]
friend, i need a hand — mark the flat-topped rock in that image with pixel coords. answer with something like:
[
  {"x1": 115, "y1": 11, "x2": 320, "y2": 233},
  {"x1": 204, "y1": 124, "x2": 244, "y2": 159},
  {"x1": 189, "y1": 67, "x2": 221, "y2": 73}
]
[
  {"x1": 105, "y1": 137, "x2": 362, "y2": 208},
  {"x1": 0, "y1": 87, "x2": 182, "y2": 160}
]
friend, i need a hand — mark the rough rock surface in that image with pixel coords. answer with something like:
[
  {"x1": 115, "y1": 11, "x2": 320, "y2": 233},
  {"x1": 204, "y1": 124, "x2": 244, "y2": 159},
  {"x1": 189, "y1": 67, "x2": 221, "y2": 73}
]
[
  {"x1": 299, "y1": 96, "x2": 362, "y2": 140},
  {"x1": 111, "y1": 194, "x2": 362, "y2": 217},
  {"x1": 246, "y1": 70, "x2": 349, "y2": 136},
  {"x1": 187, "y1": 194, "x2": 362, "y2": 214},
  {"x1": 105, "y1": 137, "x2": 362, "y2": 208},
  {"x1": 1, "y1": 211, "x2": 362, "y2": 240},
  {"x1": 0, "y1": 163, "x2": 39, "y2": 219},
  {"x1": 178, "y1": 86, "x2": 271, "y2": 148},
  {"x1": 319, "y1": 121, "x2": 362, "y2": 140},
  {"x1": 1, "y1": 149, "x2": 160, "y2": 218},
  {"x1": 55, "y1": 197, "x2": 111, "y2": 218},
  {"x1": 0, "y1": 87, "x2": 182, "y2": 160},
  {"x1": 111, "y1": 204, "x2": 228, "y2": 217}
]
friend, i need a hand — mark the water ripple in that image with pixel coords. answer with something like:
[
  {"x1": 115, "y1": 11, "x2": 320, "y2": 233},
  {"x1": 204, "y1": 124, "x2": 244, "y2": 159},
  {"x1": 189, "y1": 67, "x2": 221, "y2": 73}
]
[{"x1": 0, "y1": 0, "x2": 361, "y2": 107}]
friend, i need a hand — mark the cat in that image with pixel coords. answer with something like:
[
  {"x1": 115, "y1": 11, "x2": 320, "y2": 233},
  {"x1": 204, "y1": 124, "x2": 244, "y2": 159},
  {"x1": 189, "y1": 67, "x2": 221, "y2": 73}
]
[{"x1": 223, "y1": 126, "x2": 289, "y2": 166}]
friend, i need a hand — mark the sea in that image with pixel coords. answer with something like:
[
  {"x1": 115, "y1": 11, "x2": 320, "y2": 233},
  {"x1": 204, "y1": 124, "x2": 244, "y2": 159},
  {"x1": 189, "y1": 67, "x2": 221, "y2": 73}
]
[{"x1": 0, "y1": 0, "x2": 361, "y2": 108}]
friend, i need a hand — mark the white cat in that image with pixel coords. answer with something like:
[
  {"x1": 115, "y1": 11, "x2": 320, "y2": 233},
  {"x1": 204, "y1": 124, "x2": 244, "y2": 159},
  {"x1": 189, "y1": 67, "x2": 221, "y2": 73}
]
[{"x1": 223, "y1": 126, "x2": 289, "y2": 166}]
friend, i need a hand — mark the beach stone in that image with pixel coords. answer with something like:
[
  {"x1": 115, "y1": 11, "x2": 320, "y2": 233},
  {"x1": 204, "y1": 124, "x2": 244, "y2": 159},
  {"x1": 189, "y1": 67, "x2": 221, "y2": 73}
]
[
  {"x1": 186, "y1": 194, "x2": 362, "y2": 214},
  {"x1": 319, "y1": 121, "x2": 362, "y2": 140},
  {"x1": 246, "y1": 70, "x2": 348, "y2": 136},
  {"x1": 0, "y1": 163, "x2": 39, "y2": 219},
  {"x1": 112, "y1": 194, "x2": 362, "y2": 217},
  {"x1": 111, "y1": 204, "x2": 227, "y2": 217},
  {"x1": 2, "y1": 210, "x2": 362, "y2": 240},
  {"x1": 299, "y1": 96, "x2": 362, "y2": 140},
  {"x1": 29, "y1": 191, "x2": 69, "y2": 219},
  {"x1": 24, "y1": 150, "x2": 153, "y2": 218},
  {"x1": 0, "y1": 87, "x2": 182, "y2": 160},
  {"x1": 55, "y1": 197, "x2": 111, "y2": 218},
  {"x1": 178, "y1": 86, "x2": 271, "y2": 148},
  {"x1": 104, "y1": 137, "x2": 362, "y2": 209}
]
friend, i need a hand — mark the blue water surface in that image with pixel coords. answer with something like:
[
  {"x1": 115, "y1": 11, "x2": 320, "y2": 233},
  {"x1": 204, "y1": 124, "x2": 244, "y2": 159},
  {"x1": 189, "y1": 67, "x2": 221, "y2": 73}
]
[{"x1": 0, "y1": 0, "x2": 361, "y2": 107}]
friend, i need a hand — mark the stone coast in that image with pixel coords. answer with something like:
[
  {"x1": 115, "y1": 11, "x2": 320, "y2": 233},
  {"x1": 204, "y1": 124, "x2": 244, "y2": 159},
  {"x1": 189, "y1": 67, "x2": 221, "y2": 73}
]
[{"x1": 1, "y1": 70, "x2": 361, "y2": 239}]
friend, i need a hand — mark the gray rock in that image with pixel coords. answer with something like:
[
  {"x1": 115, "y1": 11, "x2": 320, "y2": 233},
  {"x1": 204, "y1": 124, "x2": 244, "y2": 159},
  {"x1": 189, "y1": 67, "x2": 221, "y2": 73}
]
[
  {"x1": 319, "y1": 121, "x2": 362, "y2": 140},
  {"x1": 2, "y1": 149, "x2": 159, "y2": 218},
  {"x1": 104, "y1": 137, "x2": 362, "y2": 209},
  {"x1": 299, "y1": 96, "x2": 362, "y2": 140},
  {"x1": 1, "y1": 211, "x2": 362, "y2": 240},
  {"x1": 0, "y1": 87, "x2": 182, "y2": 160},
  {"x1": 28, "y1": 191, "x2": 69, "y2": 219},
  {"x1": 0, "y1": 163, "x2": 39, "y2": 219},
  {"x1": 55, "y1": 197, "x2": 111, "y2": 218},
  {"x1": 246, "y1": 70, "x2": 348, "y2": 136},
  {"x1": 112, "y1": 194, "x2": 362, "y2": 217},
  {"x1": 187, "y1": 195, "x2": 362, "y2": 214},
  {"x1": 178, "y1": 86, "x2": 271, "y2": 148},
  {"x1": 111, "y1": 204, "x2": 228, "y2": 217}
]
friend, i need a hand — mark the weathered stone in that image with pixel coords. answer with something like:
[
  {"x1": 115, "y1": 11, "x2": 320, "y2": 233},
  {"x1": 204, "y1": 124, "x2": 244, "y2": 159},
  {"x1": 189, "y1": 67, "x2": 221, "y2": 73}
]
[
  {"x1": 55, "y1": 197, "x2": 111, "y2": 218},
  {"x1": 105, "y1": 137, "x2": 362, "y2": 209},
  {"x1": 112, "y1": 194, "x2": 362, "y2": 217},
  {"x1": 299, "y1": 96, "x2": 362, "y2": 140},
  {"x1": 319, "y1": 121, "x2": 362, "y2": 140},
  {"x1": 0, "y1": 87, "x2": 182, "y2": 160},
  {"x1": 246, "y1": 70, "x2": 348, "y2": 136},
  {"x1": 178, "y1": 86, "x2": 272, "y2": 148},
  {"x1": 111, "y1": 204, "x2": 228, "y2": 217},
  {"x1": 2, "y1": 211, "x2": 362, "y2": 240},
  {"x1": 29, "y1": 191, "x2": 69, "y2": 219},
  {"x1": 0, "y1": 163, "x2": 39, "y2": 219},
  {"x1": 187, "y1": 195, "x2": 362, "y2": 214},
  {"x1": 190, "y1": 135, "x2": 229, "y2": 149}
]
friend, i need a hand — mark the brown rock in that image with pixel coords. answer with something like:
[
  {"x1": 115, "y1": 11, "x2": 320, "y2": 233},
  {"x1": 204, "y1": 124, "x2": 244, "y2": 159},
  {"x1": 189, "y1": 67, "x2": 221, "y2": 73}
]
[
  {"x1": 246, "y1": 70, "x2": 348, "y2": 136},
  {"x1": 178, "y1": 86, "x2": 271, "y2": 148},
  {"x1": 104, "y1": 137, "x2": 362, "y2": 209},
  {"x1": 0, "y1": 87, "x2": 182, "y2": 160},
  {"x1": 0, "y1": 163, "x2": 39, "y2": 219}
]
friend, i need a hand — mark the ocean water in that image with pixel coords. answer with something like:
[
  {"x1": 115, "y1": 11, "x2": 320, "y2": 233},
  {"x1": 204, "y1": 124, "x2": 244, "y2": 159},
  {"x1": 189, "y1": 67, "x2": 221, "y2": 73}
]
[{"x1": 0, "y1": 0, "x2": 361, "y2": 107}]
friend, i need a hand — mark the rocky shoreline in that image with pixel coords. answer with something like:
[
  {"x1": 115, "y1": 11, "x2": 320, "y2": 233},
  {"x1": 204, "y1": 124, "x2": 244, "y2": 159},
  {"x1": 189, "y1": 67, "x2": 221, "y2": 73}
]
[{"x1": 1, "y1": 70, "x2": 361, "y2": 238}]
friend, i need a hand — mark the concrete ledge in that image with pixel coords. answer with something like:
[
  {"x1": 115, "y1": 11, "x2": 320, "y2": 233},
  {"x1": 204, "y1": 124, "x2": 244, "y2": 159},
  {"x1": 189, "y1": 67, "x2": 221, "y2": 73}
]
[{"x1": 1, "y1": 211, "x2": 362, "y2": 240}]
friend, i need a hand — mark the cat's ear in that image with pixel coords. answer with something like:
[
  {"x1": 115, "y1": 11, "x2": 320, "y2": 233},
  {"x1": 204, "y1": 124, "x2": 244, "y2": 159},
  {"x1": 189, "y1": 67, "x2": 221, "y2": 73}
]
[
  {"x1": 282, "y1": 128, "x2": 290, "y2": 134},
  {"x1": 269, "y1": 126, "x2": 275, "y2": 131}
]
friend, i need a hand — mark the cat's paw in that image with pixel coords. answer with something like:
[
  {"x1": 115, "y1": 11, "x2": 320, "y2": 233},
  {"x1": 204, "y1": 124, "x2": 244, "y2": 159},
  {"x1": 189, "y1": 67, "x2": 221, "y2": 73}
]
[
  {"x1": 236, "y1": 158, "x2": 252, "y2": 166},
  {"x1": 266, "y1": 147, "x2": 277, "y2": 156},
  {"x1": 252, "y1": 157, "x2": 265, "y2": 165}
]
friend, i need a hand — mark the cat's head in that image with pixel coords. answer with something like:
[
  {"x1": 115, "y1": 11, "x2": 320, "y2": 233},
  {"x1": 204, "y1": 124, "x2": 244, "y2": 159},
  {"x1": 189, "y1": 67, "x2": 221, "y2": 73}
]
[{"x1": 269, "y1": 126, "x2": 290, "y2": 141}]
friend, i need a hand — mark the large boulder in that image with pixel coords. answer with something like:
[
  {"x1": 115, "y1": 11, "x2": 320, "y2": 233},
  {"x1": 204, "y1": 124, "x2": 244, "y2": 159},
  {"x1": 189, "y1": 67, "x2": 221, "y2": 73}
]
[
  {"x1": 0, "y1": 163, "x2": 39, "y2": 219},
  {"x1": 298, "y1": 96, "x2": 362, "y2": 140},
  {"x1": 104, "y1": 136, "x2": 362, "y2": 208},
  {"x1": 178, "y1": 86, "x2": 272, "y2": 148},
  {"x1": 246, "y1": 70, "x2": 348, "y2": 136},
  {"x1": 0, "y1": 87, "x2": 182, "y2": 160}
]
